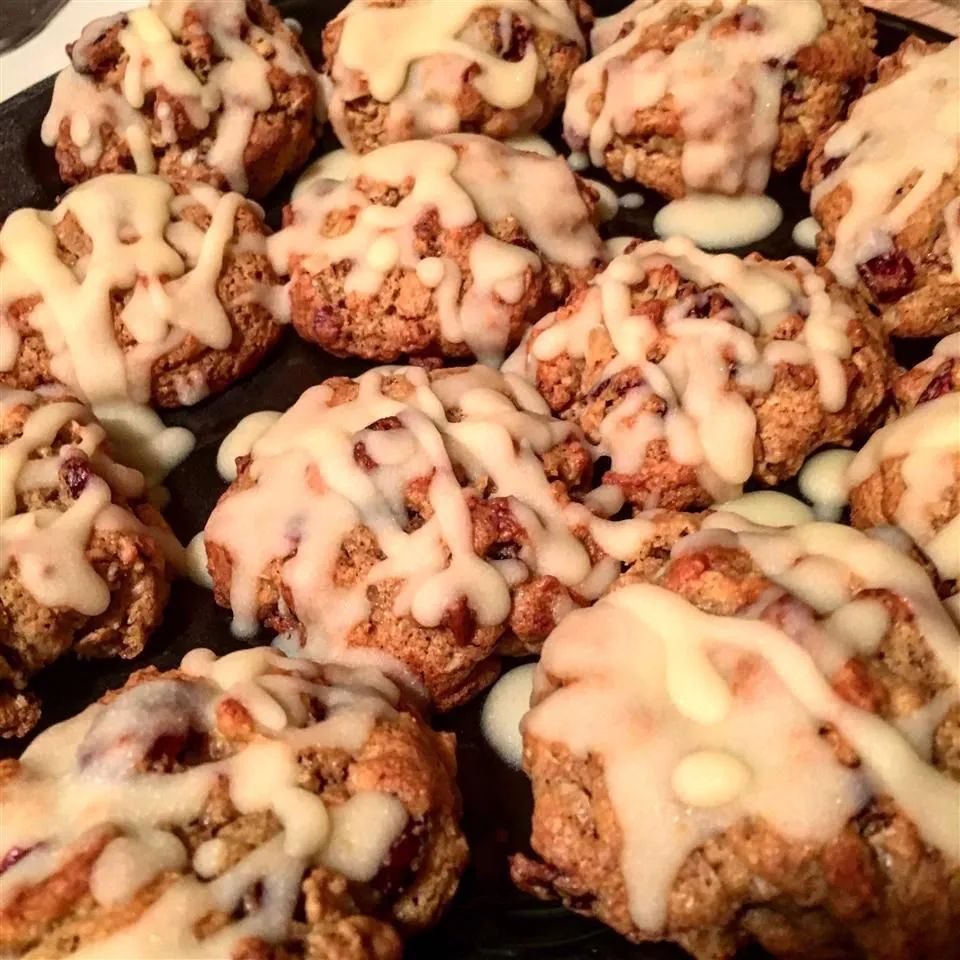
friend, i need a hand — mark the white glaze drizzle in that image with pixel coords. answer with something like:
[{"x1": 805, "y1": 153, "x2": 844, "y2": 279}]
[
  {"x1": 324, "y1": 0, "x2": 584, "y2": 148},
  {"x1": 811, "y1": 41, "x2": 960, "y2": 285},
  {"x1": 481, "y1": 662, "x2": 537, "y2": 767},
  {"x1": 654, "y1": 194, "x2": 783, "y2": 250},
  {"x1": 565, "y1": 0, "x2": 826, "y2": 195},
  {"x1": 504, "y1": 236, "x2": 857, "y2": 501},
  {"x1": 216, "y1": 410, "x2": 282, "y2": 482},
  {"x1": 527, "y1": 517, "x2": 960, "y2": 933},
  {"x1": 271, "y1": 135, "x2": 603, "y2": 364},
  {"x1": 717, "y1": 490, "x2": 814, "y2": 527},
  {"x1": 798, "y1": 448, "x2": 856, "y2": 520},
  {"x1": 792, "y1": 216, "x2": 820, "y2": 251},
  {"x1": 42, "y1": 1, "x2": 312, "y2": 193},
  {"x1": 0, "y1": 647, "x2": 408, "y2": 955},
  {"x1": 185, "y1": 531, "x2": 213, "y2": 589}
]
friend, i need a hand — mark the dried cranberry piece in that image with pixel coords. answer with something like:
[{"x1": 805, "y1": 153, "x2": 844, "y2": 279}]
[
  {"x1": 60, "y1": 456, "x2": 92, "y2": 498},
  {"x1": 369, "y1": 416, "x2": 402, "y2": 432},
  {"x1": 0, "y1": 844, "x2": 37, "y2": 876},
  {"x1": 441, "y1": 597, "x2": 476, "y2": 645},
  {"x1": 917, "y1": 361, "x2": 958, "y2": 405},
  {"x1": 489, "y1": 541, "x2": 521, "y2": 560},
  {"x1": 373, "y1": 824, "x2": 421, "y2": 898},
  {"x1": 821, "y1": 156, "x2": 843, "y2": 178},
  {"x1": 500, "y1": 18, "x2": 532, "y2": 62},
  {"x1": 353, "y1": 442, "x2": 377, "y2": 471},
  {"x1": 858, "y1": 249, "x2": 916, "y2": 303}
]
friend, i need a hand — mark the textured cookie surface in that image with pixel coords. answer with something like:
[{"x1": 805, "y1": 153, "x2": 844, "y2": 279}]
[
  {"x1": 804, "y1": 37, "x2": 960, "y2": 338},
  {"x1": 0, "y1": 387, "x2": 175, "y2": 739},
  {"x1": 321, "y1": 0, "x2": 591, "y2": 152},
  {"x1": 505, "y1": 236, "x2": 892, "y2": 511},
  {"x1": 204, "y1": 364, "x2": 620, "y2": 710},
  {"x1": 0, "y1": 646, "x2": 468, "y2": 959},
  {"x1": 513, "y1": 512, "x2": 960, "y2": 960},
  {"x1": 42, "y1": 0, "x2": 319, "y2": 198},
  {"x1": 271, "y1": 135, "x2": 606, "y2": 364},
  {"x1": 564, "y1": 0, "x2": 875, "y2": 198}
]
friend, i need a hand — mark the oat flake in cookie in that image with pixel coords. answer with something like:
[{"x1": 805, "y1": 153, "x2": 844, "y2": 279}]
[
  {"x1": 0, "y1": 174, "x2": 284, "y2": 473},
  {"x1": 0, "y1": 388, "x2": 177, "y2": 739},
  {"x1": 564, "y1": 0, "x2": 875, "y2": 200},
  {"x1": 0, "y1": 647, "x2": 467, "y2": 958},
  {"x1": 513, "y1": 511, "x2": 960, "y2": 960},
  {"x1": 504, "y1": 236, "x2": 892, "y2": 511},
  {"x1": 805, "y1": 38, "x2": 960, "y2": 338},
  {"x1": 270, "y1": 134, "x2": 606, "y2": 365},
  {"x1": 320, "y1": 0, "x2": 591, "y2": 153},
  {"x1": 204, "y1": 364, "x2": 620, "y2": 710},
  {"x1": 42, "y1": 0, "x2": 320, "y2": 198}
]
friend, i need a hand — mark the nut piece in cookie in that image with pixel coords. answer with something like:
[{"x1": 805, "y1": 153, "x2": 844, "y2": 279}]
[
  {"x1": 564, "y1": 0, "x2": 875, "y2": 198},
  {"x1": 848, "y1": 333, "x2": 960, "y2": 610},
  {"x1": 0, "y1": 174, "x2": 284, "y2": 412},
  {"x1": 0, "y1": 387, "x2": 176, "y2": 739},
  {"x1": 804, "y1": 38, "x2": 960, "y2": 338},
  {"x1": 505, "y1": 236, "x2": 892, "y2": 511},
  {"x1": 513, "y1": 512, "x2": 960, "y2": 959},
  {"x1": 321, "y1": 0, "x2": 592, "y2": 152},
  {"x1": 270, "y1": 134, "x2": 606, "y2": 365},
  {"x1": 0, "y1": 646, "x2": 467, "y2": 957},
  {"x1": 204, "y1": 364, "x2": 613, "y2": 710},
  {"x1": 42, "y1": 0, "x2": 319, "y2": 198}
]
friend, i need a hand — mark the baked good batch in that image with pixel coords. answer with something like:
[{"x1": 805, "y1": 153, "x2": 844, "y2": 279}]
[
  {"x1": 321, "y1": 0, "x2": 591, "y2": 152},
  {"x1": 804, "y1": 38, "x2": 960, "y2": 337},
  {"x1": 204, "y1": 364, "x2": 616, "y2": 710},
  {"x1": 5, "y1": 0, "x2": 959, "y2": 957},
  {"x1": 513, "y1": 511, "x2": 960, "y2": 959},
  {"x1": 42, "y1": 0, "x2": 320, "y2": 198},
  {"x1": 848, "y1": 333, "x2": 960, "y2": 607},
  {"x1": 0, "y1": 174, "x2": 284, "y2": 410},
  {"x1": 0, "y1": 646, "x2": 468, "y2": 958},
  {"x1": 269, "y1": 134, "x2": 606, "y2": 364},
  {"x1": 563, "y1": 0, "x2": 876, "y2": 198},
  {"x1": 504, "y1": 237, "x2": 891, "y2": 510},
  {"x1": 0, "y1": 388, "x2": 175, "y2": 739}
]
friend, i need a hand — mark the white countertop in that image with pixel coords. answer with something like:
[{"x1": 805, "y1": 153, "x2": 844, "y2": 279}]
[{"x1": 1, "y1": 0, "x2": 143, "y2": 102}]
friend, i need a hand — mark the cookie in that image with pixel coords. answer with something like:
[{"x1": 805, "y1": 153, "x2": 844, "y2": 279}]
[
  {"x1": 0, "y1": 646, "x2": 468, "y2": 957},
  {"x1": 321, "y1": 0, "x2": 592, "y2": 152},
  {"x1": 848, "y1": 333, "x2": 960, "y2": 607},
  {"x1": 514, "y1": 511, "x2": 960, "y2": 959},
  {"x1": 504, "y1": 236, "x2": 892, "y2": 510},
  {"x1": 564, "y1": 0, "x2": 875, "y2": 198},
  {"x1": 42, "y1": 0, "x2": 319, "y2": 198},
  {"x1": 270, "y1": 134, "x2": 605, "y2": 364},
  {"x1": 0, "y1": 387, "x2": 175, "y2": 738},
  {"x1": 804, "y1": 37, "x2": 960, "y2": 338},
  {"x1": 0, "y1": 174, "x2": 284, "y2": 409},
  {"x1": 204, "y1": 364, "x2": 615, "y2": 710}
]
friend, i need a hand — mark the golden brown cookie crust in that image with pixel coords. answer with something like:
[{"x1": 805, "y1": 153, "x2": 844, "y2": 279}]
[
  {"x1": 0, "y1": 653, "x2": 468, "y2": 957},
  {"x1": 321, "y1": 0, "x2": 593, "y2": 152},
  {"x1": 0, "y1": 389, "x2": 174, "y2": 739},
  {"x1": 513, "y1": 519, "x2": 959, "y2": 960},
  {"x1": 804, "y1": 37, "x2": 960, "y2": 339},
  {"x1": 44, "y1": 0, "x2": 318, "y2": 199}
]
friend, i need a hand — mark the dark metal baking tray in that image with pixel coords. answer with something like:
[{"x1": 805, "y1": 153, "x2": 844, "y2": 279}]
[{"x1": 0, "y1": 4, "x2": 950, "y2": 957}]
